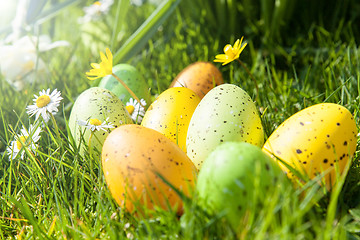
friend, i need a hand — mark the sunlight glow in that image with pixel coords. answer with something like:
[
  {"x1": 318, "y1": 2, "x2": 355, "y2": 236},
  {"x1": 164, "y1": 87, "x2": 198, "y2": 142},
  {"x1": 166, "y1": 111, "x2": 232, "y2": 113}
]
[{"x1": 0, "y1": 0, "x2": 18, "y2": 29}]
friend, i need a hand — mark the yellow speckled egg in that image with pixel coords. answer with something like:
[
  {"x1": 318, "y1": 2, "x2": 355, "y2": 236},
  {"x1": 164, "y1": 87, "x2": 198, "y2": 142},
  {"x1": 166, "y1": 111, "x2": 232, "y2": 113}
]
[
  {"x1": 169, "y1": 61, "x2": 224, "y2": 99},
  {"x1": 262, "y1": 103, "x2": 358, "y2": 190},
  {"x1": 102, "y1": 124, "x2": 197, "y2": 215},
  {"x1": 141, "y1": 87, "x2": 201, "y2": 153}
]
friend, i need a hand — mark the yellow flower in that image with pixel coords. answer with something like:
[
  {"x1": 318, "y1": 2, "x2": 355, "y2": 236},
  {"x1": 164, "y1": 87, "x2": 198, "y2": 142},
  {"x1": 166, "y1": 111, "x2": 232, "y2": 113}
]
[
  {"x1": 86, "y1": 48, "x2": 113, "y2": 80},
  {"x1": 214, "y1": 37, "x2": 247, "y2": 65}
]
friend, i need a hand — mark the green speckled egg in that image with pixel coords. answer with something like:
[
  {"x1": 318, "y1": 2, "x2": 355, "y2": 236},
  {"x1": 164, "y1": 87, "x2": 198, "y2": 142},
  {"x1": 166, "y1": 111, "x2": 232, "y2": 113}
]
[
  {"x1": 141, "y1": 87, "x2": 201, "y2": 153},
  {"x1": 98, "y1": 64, "x2": 152, "y2": 106},
  {"x1": 196, "y1": 142, "x2": 288, "y2": 231},
  {"x1": 186, "y1": 84, "x2": 264, "y2": 169},
  {"x1": 263, "y1": 103, "x2": 358, "y2": 190},
  {"x1": 68, "y1": 87, "x2": 132, "y2": 156}
]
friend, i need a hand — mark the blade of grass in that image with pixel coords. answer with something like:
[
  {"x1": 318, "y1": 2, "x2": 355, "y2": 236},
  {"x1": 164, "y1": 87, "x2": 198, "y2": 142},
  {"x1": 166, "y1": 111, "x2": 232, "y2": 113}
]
[
  {"x1": 110, "y1": 0, "x2": 130, "y2": 50},
  {"x1": 26, "y1": 0, "x2": 48, "y2": 24},
  {"x1": 34, "y1": 0, "x2": 82, "y2": 25},
  {"x1": 324, "y1": 152, "x2": 353, "y2": 238},
  {"x1": 7, "y1": 196, "x2": 49, "y2": 239},
  {"x1": 113, "y1": 0, "x2": 181, "y2": 63}
]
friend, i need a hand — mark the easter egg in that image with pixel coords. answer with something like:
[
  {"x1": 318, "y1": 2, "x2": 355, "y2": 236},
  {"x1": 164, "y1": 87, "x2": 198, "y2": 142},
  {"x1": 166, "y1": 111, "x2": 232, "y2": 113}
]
[
  {"x1": 68, "y1": 87, "x2": 132, "y2": 156},
  {"x1": 102, "y1": 124, "x2": 197, "y2": 215},
  {"x1": 169, "y1": 61, "x2": 224, "y2": 98},
  {"x1": 262, "y1": 103, "x2": 358, "y2": 190},
  {"x1": 196, "y1": 142, "x2": 288, "y2": 231},
  {"x1": 98, "y1": 64, "x2": 152, "y2": 106},
  {"x1": 186, "y1": 84, "x2": 264, "y2": 169},
  {"x1": 141, "y1": 87, "x2": 201, "y2": 153}
]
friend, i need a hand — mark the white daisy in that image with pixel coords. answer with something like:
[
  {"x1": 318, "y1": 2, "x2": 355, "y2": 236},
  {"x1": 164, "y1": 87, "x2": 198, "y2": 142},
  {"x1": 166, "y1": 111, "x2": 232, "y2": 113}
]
[
  {"x1": 126, "y1": 98, "x2": 146, "y2": 124},
  {"x1": 78, "y1": 0, "x2": 114, "y2": 23},
  {"x1": 26, "y1": 89, "x2": 63, "y2": 123},
  {"x1": 6, "y1": 124, "x2": 41, "y2": 160},
  {"x1": 77, "y1": 117, "x2": 115, "y2": 132}
]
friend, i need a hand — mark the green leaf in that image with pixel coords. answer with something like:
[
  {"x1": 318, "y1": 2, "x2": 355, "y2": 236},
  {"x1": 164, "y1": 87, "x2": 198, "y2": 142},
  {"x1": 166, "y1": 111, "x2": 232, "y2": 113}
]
[
  {"x1": 113, "y1": 0, "x2": 181, "y2": 63},
  {"x1": 345, "y1": 221, "x2": 360, "y2": 233},
  {"x1": 26, "y1": 0, "x2": 48, "y2": 24},
  {"x1": 33, "y1": 0, "x2": 82, "y2": 25},
  {"x1": 350, "y1": 209, "x2": 360, "y2": 222},
  {"x1": 110, "y1": 0, "x2": 130, "y2": 50}
]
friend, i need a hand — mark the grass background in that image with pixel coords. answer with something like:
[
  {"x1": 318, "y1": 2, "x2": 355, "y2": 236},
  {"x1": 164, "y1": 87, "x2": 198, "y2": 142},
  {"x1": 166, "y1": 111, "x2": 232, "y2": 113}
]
[{"x1": 1, "y1": 0, "x2": 360, "y2": 239}]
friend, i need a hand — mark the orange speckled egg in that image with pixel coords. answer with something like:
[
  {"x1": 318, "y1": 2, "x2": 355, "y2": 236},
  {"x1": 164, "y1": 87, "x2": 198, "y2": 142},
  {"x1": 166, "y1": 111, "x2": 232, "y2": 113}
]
[
  {"x1": 169, "y1": 61, "x2": 224, "y2": 98},
  {"x1": 102, "y1": 124, "x2": 197, "y2": 215},
  {"x1": 141, "y1": 87, "x2": 201, "y2": 153},
  {"x1": 262, "y1": 103, "x2": 357, "y2": 190}
]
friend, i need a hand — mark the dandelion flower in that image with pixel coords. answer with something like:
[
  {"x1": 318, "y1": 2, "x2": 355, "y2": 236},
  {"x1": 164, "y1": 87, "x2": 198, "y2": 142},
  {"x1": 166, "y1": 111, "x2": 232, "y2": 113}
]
[
  {"x1": 78, "y1": 0, "x2": 114, "y2": 23},
  {"x1": 126, "y1": 98, "x2": 146, "y2": 124},
  {"x1": 26, "y1": 88, "x2": 63, "y2": 122},
  {"x1": 86, "y1": 48, "x2": 113, "y2": 80},
  {"x1": 6, "y1": 124, "x2": 41, "y2": 160},
  {"x1": 214, "y1": 37, "x2": 247, "y2": 65},
  {"x1": 77, "y1": 117, "x2": 115, "y2": 132},
  {"x1": 86, "y1": 48, "x2": 144, "y2": 108}
]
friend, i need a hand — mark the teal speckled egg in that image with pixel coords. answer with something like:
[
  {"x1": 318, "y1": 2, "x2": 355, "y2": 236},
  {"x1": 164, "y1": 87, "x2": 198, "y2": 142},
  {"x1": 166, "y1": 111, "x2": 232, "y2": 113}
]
[
  {"x1": 186, "y1": 84, "x2": 264, "y2": 169},
  {"x1": 98, "y1": 64, "x2": 152, "y2": 106}
]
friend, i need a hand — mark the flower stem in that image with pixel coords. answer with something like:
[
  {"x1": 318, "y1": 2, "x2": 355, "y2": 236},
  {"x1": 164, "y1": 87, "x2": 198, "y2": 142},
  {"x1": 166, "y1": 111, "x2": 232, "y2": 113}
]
[
  {"x1": 236, "y1": 59, "x2": 259, "y2": 99},
  {"x1": 88, "y1": 132, "x2": 94, "y2": 156},
  {"x1": 111, "y1": 73, "x2": 145, "y2": 108},
  {"x1": 50, "y1": 113, "x2": 61, "y2": 146}
]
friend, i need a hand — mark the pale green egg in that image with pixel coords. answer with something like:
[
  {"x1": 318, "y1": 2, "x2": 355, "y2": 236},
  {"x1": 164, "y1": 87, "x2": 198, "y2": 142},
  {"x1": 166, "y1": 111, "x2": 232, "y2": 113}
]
[
  {"x1": 68, "y1": 87, "x2": 132, "y2": 157},
  {"x1": 186, "y1": 84, "x2": 264, "y2": 169}
]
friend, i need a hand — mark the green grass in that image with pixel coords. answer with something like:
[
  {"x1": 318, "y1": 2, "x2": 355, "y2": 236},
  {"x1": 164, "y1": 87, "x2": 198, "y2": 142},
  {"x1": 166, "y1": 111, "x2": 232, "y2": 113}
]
[{"x1": 1, "y1": 0, "x2": 360, "y2": 239}]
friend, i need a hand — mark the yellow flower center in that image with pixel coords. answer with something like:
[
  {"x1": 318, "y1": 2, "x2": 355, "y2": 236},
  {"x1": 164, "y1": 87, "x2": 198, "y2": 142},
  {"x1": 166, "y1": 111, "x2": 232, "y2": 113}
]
[
  {"x1": 93, "y1": 1, "x2": 101, "y2": 6},
  {"x1": 16, "y1": 136, "x2": 28, "y2": 150},
  {"x1": 36, "y1": 95, "x2": 51, "y2": 108},
  {"x1": 224, "y1": 45, "x2": 235, "y2": 58},
  {"x1": 126, "y1": 105, "x2": 135, "y2": 115},
  {"x1": 89, "y1": 118, "x2": 102, "y2": 126}
]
